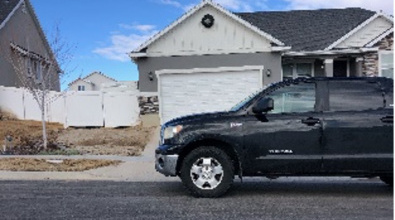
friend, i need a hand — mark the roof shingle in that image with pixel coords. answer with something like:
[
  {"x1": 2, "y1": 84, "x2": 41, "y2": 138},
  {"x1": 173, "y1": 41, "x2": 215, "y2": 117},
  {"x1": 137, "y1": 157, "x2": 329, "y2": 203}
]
[{"x1": 236, "y1": 8, "x2": 376, "y2": 51}]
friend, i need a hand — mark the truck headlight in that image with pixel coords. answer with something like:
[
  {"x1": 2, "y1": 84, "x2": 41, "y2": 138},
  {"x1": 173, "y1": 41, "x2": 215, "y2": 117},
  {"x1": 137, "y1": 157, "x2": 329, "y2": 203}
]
[{"x1": 163, "y1": 125, "x2": 183, "y2": 140}]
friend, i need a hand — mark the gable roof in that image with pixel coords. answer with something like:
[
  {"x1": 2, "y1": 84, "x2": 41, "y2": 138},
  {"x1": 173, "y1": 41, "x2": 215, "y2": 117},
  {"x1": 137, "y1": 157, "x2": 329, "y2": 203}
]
[
  {"x1": 236, "y1": 8, "x2": 376, "y2": 51},
  {"x1": 131, "y1": 0, "x2": 285, "y2": 55},
  {"x1": 68, "y1": 72, "x2": 117, "y2": 86}
]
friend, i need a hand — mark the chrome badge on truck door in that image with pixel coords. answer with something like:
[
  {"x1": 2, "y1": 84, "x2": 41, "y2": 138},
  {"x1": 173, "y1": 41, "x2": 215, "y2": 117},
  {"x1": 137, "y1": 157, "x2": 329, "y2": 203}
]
[
  {"x1": 230, "y1": 122, "x2": 243, "y2": 128},
  {"x1": 268, "y1": 149, "x2": 294, "y2": 154}
]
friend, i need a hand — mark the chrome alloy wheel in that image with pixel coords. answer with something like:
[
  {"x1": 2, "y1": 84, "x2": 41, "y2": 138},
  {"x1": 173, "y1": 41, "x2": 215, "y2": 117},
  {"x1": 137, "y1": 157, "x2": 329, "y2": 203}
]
[{"x1": 190, "y1": 157, "x2": 224, "y2": 190}]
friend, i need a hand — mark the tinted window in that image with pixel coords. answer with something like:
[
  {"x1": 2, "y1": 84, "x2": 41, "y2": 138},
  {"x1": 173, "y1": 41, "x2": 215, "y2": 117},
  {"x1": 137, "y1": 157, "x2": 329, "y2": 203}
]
[
  {"x1": 266, "y1": 82, "x2": 316, "y2": 113},
  {"x1": 328, "y1": 80, "x2": 384, "y2": 112}
]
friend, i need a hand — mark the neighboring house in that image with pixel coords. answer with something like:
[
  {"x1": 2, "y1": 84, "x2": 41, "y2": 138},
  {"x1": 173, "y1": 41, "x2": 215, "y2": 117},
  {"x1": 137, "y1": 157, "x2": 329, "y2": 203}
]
[
  {"x1": 129, "y1": 1, "x2": 393, "y2": 123},
  {"x1": 68, "y1": 72, "x2": 117, "y2": 91},
  {"x1": 0, "y1": 0, "x2": 60, "y2": 91},
  {"x1": 101, "y1": 81, "x2": 138, "y2": 92}
]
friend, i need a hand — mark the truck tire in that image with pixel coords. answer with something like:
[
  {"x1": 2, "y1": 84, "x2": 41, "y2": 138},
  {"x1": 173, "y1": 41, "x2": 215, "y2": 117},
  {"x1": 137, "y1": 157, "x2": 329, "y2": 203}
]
[
  {"x1": 380, "y1": 175, "x2": 393, "y2": 187},
  {"x1": 180, "y1": 147, "x2": 234, "y2": 198}
]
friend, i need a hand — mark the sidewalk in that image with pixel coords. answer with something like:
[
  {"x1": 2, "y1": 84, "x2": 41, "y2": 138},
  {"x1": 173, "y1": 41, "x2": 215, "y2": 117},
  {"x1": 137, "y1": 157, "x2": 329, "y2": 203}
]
[{"x1": 0, "y1": 127, "x2": 179, "y2": 182}]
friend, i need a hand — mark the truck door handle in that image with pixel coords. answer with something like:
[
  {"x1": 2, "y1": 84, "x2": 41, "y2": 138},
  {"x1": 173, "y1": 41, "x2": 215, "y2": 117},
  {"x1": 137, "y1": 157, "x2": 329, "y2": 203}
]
[
  {"x1": 381, "y1": 115, "x2": 393, "y2": 123},
  {"x1": 302, "y1": 117, "x2": 320, "y2": 126}
]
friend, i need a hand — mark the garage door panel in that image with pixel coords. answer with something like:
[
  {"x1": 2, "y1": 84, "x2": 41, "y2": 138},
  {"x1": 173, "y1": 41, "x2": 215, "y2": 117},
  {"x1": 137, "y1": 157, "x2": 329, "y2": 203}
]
[{"x1": 159, "y1": 69, "x2": 262, "y2": 124}]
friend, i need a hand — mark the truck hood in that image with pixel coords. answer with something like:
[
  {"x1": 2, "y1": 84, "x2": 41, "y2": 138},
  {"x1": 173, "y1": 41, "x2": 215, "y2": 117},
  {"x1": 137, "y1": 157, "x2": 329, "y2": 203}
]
[{"x1": 164, "y1": 111, "x2": 235, "y2": 126}]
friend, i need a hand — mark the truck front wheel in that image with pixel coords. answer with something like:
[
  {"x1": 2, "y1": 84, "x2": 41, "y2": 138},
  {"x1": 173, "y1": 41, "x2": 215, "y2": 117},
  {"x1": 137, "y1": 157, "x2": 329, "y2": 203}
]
[{"x1": 180, "y1": 147, "x2": 234, "y2": 198}]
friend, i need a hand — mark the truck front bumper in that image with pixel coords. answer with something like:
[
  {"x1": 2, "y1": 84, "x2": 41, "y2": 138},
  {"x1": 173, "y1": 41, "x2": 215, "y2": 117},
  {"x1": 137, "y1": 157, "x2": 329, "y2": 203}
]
[{"x1": 155, "y1": 152, "x2": 179, "y2": 177}]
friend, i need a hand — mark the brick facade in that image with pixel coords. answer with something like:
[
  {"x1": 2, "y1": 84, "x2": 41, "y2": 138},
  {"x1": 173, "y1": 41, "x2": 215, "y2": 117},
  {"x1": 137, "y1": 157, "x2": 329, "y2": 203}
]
[
  {"x1": 138, "y1": 96, "x2": 159, "y2": 115},
  {"x1": 362, "y1": 33, "x2": 393, "y2": 77}
]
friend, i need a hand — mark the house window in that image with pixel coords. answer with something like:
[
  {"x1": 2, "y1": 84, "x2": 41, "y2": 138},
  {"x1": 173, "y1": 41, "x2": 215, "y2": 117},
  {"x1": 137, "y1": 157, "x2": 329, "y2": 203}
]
[
  {"x1": 33, "y1": 60, "x2": 42, "y2": 83},
  {"x1": 282, "y1": 64, "x2": 293, "y2": 80},
  {"x1": 296, "y1": 63, "x2": 312, "y2": 78},
  {"x1": 282, "y1": 62, "x2": 313, "y2": 80},
  {"x1": 379, "y1": 51, "x2": 393, "y2": 78},
  {"x1": 78, "y1": 85, "x2": 85, "y2": 91},
  {"x1": 26, "y1": 59, "x2": 43, "y2": 83}
]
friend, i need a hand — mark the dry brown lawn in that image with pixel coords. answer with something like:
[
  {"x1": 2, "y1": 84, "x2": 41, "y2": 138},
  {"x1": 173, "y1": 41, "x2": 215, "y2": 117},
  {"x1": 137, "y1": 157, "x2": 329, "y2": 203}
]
[
  {"x1": 0, "y1": 120, "x2": 63, "y2": 147},
  {"x1": 57, "y1": 126, "x2": 153, "y2": 156},
  {"x1": 0, "y1": 110, "x2": 154, "y2": 171},
  {"x1": 0, "y1": 111, "x2": 155, "y2": 156}
]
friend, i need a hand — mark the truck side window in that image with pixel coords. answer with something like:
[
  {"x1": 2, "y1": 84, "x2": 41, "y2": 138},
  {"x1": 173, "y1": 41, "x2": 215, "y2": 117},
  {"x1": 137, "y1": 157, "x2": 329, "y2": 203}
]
[
  {"x1": 266, "y1": 82, "x2": 316, "y2": 113},
  {"x1": 328, "y1": 80, "x2": 384, "y2": 112}
]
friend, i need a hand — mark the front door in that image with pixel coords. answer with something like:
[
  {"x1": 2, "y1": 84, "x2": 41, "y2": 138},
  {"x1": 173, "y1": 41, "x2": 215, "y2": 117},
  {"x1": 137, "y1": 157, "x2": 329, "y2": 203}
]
[
  {"x1": 243, "y1": 81, "x2": 324, "y2": 175},
  {"x1": 333, "y1": 60, "x2": 348, "y2": 77}
]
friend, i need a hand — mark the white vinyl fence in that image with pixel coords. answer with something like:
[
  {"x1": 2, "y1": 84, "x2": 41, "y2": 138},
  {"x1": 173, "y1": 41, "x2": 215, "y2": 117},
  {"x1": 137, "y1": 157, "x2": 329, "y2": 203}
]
[{"x1": 0, "y1": 86, "x2": 140, "y2": 128}]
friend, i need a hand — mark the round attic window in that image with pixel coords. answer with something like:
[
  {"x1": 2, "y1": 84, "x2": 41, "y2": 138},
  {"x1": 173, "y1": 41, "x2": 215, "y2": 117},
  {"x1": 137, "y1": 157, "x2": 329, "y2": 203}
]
[{"x1": 201, "y1": 14, "x2": 215, "y2": 28}]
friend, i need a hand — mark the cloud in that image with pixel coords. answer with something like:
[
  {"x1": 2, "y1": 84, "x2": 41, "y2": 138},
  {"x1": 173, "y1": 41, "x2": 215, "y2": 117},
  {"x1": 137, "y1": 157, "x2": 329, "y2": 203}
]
[
  {"x1": 160, "y1": 0, "x2": 183, "y2": 8},
  {"x1": 119, "y1": 24, "x2": 157, "y2": 32},
  {"x1": 158, "y1": 0, "x2": 254, "y2": 12},
  {"x1": 213, "y1": 0, "x2": 253, "y2": 11},
  {"x1": 159, "y1": 0, "x2": 194, "y2": 11},
  {"x1": 93, "y1": 27, "x2": 158, "y2": 62},
  {"x1": 284, "y1": 0, "x2": 393, "y2": 14}
]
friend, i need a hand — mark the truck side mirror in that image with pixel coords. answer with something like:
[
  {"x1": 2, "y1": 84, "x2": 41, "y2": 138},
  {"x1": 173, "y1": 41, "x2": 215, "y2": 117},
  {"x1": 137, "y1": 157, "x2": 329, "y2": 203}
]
[{"x1": 252, "y1": 97, "x2": 274, "y2": 114}]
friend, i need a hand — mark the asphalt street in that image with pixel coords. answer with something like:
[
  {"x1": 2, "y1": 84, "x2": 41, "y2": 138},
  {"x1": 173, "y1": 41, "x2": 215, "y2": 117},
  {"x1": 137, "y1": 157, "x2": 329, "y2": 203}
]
[{"x1": 0, "y1": 177, "x2": 392, "y2": 220}]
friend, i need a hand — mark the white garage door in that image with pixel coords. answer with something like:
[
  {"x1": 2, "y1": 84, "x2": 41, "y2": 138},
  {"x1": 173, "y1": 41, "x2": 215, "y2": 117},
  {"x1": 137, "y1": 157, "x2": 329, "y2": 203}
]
[{"x1": 157, "y1": 66, "x2": 263, "y2": 124}]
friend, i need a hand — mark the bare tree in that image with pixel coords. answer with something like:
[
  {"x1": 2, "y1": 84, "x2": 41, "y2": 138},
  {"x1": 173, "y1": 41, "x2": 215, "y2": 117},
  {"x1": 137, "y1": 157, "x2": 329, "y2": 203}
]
[{"x1": 5, "y1": 26, "x2": 74, "y2": 149}]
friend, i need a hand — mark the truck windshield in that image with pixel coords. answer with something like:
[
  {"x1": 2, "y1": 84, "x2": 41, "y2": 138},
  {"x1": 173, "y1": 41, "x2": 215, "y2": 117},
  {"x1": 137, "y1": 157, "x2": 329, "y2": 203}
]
[
  {"x1": 229, "y1": 84, "x2": 272, "y2": 112},
  {"x1": 229, "y1": 91, "x2": 260, "y2": 112}
]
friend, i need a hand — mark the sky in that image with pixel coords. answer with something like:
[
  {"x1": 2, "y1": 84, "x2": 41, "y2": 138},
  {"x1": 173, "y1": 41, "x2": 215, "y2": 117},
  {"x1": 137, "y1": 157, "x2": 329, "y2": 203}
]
[{"x1": 29, "y1": 0, "x2": 394, "y2": 90}]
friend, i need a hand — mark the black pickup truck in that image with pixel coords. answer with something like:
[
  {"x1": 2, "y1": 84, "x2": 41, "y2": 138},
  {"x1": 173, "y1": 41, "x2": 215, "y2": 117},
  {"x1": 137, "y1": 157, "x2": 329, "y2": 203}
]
[{"x1": 155, "y1": 77, "x2": 393, "y2": 198}]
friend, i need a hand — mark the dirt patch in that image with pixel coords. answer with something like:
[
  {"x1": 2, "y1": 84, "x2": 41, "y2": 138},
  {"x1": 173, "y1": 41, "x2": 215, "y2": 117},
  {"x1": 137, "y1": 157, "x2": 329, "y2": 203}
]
[
  {"x1": 0, "y1": 158, "x2": 122, "y2": 172},
  {"x1": 0, "y1": 120, "x2": 64, "y2": 154},
  {"x1": 0, "y1": 115, "x2": 156, "y2": 156},
  {"x1": 57, "y1": 126, "x2": 154, "y2": 156}
]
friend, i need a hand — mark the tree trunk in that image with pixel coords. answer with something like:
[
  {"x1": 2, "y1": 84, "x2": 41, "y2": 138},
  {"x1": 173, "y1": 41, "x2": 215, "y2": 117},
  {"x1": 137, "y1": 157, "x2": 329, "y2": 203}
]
[{"x1": 41, "y1": 92, "x2": 47, "y2": 149}]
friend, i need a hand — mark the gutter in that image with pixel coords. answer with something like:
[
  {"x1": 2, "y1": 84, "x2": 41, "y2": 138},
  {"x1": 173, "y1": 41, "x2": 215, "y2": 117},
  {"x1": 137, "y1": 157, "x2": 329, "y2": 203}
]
[{"x1": 284, "y1": 47, "x2": 379, "y2": 57}]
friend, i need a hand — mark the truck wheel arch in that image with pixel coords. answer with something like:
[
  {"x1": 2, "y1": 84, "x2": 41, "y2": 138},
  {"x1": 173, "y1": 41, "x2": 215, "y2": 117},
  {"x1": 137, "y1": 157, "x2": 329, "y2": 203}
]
[{"x1": 176, "y1": 139, "x2": 242, "y2": 178}]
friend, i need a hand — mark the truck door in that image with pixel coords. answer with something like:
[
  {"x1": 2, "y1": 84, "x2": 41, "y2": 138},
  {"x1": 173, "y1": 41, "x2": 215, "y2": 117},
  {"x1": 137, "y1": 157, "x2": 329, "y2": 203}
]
[
  {"x1": 243, "y1": 81, "x2": 324, "y2": 175},
  {"x1": 321, "y1": 79, "x2": 393, "y2": 173}
]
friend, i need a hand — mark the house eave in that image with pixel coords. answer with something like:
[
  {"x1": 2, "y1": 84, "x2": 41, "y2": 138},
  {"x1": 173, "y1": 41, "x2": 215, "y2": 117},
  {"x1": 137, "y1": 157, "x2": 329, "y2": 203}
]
[
  {"x1": 284, "y1": 48, "x2": 379, "y2": 57},
  {"x1": 271, "y1": 46, "x2": 292, "y2": 52},
  {"x1": 130, "y1": 47, "x2": 291, "y2": 59},
  {"x1": 365, "y1": 27, "x2": 394, "y2": 47},
  {"x1": 129, "y1": 52, "x2": 147, "y2": 58}
]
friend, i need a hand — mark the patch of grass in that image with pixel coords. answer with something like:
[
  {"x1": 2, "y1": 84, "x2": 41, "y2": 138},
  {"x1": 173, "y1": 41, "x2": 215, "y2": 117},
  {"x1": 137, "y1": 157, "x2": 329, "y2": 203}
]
[
  {"x1": 72, "y1": 145, "x2": 141, "y2": 156},
  {"x1": 37, "y1": 149, "x2": 81, "y2": 156},
  {"x1": 0, "y1": 158, "x2": 122, "y2": 172}
]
